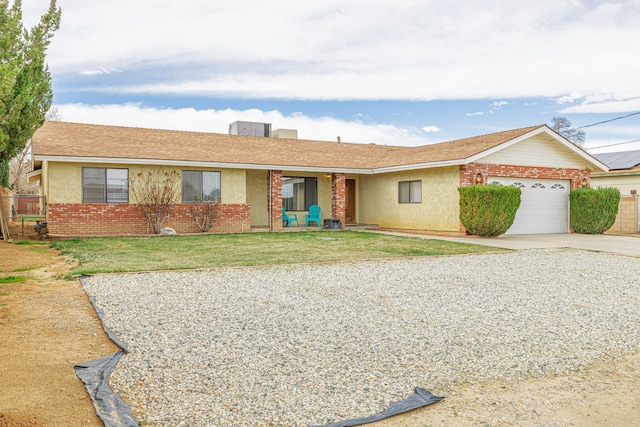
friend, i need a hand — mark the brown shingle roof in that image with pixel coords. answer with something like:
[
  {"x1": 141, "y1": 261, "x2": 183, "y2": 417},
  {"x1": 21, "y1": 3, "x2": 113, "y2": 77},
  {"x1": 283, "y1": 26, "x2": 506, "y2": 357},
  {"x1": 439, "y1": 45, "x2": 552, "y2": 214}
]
[{"x1": 32, "y1": 121, "x2": 545, "y2": 170}]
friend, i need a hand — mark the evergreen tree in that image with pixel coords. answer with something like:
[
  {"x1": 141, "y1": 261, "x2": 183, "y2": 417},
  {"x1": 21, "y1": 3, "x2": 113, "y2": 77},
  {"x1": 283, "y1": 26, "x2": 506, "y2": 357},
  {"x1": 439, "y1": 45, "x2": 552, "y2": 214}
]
[{"x1": 0, "y1": 0, "x2": 61, "y2": 186}]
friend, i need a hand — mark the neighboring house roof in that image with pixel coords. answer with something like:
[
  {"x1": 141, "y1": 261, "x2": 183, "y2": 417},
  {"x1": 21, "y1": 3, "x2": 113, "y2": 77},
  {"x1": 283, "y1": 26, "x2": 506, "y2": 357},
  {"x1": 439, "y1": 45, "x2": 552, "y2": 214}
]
[
  {"x1": 593, "y1": 150, "x2": 640, "y2": 171},
  {"x1": 32, "y1": 121, "x2": 607, "y2": 173}
]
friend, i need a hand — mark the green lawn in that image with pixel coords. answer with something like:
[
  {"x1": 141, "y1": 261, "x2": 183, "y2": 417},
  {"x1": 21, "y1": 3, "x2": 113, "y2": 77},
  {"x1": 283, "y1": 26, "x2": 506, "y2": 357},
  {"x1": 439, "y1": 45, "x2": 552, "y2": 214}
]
[{"x1": 50, "y1": 231, "x2": 509, "y2": 275}]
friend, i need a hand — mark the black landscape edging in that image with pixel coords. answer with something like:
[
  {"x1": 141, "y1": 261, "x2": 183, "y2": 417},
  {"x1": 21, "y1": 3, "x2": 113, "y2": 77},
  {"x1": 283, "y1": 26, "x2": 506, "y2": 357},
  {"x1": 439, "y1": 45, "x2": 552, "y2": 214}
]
[{"x1": 75, "y1": 275, "x2": 138, "y2": 427}]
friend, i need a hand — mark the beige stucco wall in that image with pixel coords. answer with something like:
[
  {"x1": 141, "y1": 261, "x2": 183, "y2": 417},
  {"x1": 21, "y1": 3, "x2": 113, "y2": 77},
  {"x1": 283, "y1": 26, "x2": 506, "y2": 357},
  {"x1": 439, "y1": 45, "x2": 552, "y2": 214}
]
[
  {"x1": 44, "y1": 162, "x2": 247, "y2": 204},
  {"x1": 246, "y1": 169, "x2": 269, "y2": 227},
  {"x1": 591, "y1": 173, "x2": 640, "y2": 195},
  {"x1": 358, "y1": 166, "x2": 461, "y2": 232}
]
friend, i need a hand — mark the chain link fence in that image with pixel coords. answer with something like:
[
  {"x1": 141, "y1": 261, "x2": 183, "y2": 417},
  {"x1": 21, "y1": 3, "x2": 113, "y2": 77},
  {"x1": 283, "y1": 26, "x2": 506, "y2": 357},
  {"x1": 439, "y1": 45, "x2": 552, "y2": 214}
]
[{"x1": 1, "y1": 193, "x2": 47, "y2": 238}]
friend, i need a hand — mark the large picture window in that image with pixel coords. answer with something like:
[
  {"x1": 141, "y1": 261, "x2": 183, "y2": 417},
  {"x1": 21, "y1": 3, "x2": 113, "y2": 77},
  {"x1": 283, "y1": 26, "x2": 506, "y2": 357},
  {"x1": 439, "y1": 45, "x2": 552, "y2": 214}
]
[
  {"x1": 82, "y1": 167, "x2": 128, "y2": 203},
  {"x1": 182, "y1": 171, "x2": 221, "y2": 203},
  {"x1": 282, "y1": 177, "x2": 317, "y2": 211},
  {"x1": 398, "y1": 180, "x2": 422, "y2": 203}
]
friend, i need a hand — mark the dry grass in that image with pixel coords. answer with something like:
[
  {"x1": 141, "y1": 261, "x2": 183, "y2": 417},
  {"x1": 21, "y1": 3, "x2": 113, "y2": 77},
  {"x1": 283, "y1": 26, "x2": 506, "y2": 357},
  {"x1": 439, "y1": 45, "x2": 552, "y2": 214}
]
[{"x1": 50, "y1": 231, "x2": 509, "y2": 275}]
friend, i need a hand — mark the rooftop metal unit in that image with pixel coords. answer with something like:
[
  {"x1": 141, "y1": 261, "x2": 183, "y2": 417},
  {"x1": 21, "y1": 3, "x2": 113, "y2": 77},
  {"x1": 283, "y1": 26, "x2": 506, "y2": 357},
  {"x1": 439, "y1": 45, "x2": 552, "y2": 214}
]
[{"x1": 229, "y1": 121, "x2": 272, "y2": 137}]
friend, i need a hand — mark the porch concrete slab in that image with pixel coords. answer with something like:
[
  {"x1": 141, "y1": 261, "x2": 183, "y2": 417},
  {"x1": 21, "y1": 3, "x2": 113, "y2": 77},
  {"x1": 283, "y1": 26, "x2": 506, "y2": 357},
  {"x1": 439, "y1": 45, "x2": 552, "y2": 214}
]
[{"x1": 369, "y1": 231, "x2": 640, "y2": 257}]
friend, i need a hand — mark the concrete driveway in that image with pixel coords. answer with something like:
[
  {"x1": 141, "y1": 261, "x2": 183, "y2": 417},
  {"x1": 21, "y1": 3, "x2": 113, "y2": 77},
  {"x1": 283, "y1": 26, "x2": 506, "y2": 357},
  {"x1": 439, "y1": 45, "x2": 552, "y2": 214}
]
[
  {"x1": 374, "y1": 231, "x2": 640, "y2": 257},
  {"x1": 455, "y1": 233, "x2": 640, "y2": 256}
]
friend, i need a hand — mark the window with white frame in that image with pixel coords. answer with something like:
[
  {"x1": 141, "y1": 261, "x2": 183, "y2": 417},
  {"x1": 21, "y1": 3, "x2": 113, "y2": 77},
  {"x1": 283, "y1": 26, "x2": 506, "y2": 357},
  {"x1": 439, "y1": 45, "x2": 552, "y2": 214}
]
[
  {"x1": 282, "y1": 177, "x2": 317, "y2": 211},
  {"x1": 82, "y1": 167, "x2": 129, "y2": 203},
  {"x1": 398, "y1": 180, "x2": 422, "y2": 203},
  {"x1": 182, "y1": 171, "x2": 221, "y2": 203}
]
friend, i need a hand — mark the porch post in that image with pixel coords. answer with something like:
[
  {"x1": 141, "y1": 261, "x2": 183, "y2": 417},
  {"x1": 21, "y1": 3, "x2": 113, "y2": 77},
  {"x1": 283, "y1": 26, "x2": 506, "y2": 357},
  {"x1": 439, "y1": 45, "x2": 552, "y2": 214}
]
[
  {"x1": 331, "y1": 173, "x2": 346, "y2": 229},
  {"x1": 269, "y1": 170, "x2": 283, "y2": 232}
]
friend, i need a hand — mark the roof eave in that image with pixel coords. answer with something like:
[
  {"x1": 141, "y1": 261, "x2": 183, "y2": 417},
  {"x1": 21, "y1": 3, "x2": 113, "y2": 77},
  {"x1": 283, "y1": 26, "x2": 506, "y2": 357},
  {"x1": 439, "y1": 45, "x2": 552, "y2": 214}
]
[{"x1": 31, "y1": 155, "x2": 376, "y2": 175}]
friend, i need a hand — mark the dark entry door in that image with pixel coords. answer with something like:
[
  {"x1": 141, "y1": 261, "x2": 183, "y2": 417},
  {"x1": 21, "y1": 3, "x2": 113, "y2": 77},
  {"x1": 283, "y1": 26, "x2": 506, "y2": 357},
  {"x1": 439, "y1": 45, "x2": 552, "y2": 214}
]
[{"x1": 345, "y1": 179, "x2": 356, "y2": 224}]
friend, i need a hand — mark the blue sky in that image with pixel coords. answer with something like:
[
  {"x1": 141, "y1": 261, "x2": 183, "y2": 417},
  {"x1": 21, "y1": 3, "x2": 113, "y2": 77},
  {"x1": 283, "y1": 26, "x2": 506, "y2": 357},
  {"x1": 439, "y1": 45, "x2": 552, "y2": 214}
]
[{"x1": 23, "y1": 0, "x2": 640, "y2": 152}]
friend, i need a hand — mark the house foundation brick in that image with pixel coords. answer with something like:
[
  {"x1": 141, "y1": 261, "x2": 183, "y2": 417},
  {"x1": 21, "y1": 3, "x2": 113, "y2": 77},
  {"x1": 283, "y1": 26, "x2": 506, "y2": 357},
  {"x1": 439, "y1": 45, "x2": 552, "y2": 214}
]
[{"x1": 47, "y1": 203, "x2": 250, "y2": 236}]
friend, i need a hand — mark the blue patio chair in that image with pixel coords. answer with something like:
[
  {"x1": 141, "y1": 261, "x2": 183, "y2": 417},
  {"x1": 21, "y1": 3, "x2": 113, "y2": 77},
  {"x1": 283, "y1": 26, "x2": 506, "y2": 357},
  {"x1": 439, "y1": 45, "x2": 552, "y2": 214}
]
[
  {"x1": 305, "y1": 204, "x2": 322, "y2": 227},
  {"x1": 282, "y1": 207, "x2": 299, "y2": 227}
]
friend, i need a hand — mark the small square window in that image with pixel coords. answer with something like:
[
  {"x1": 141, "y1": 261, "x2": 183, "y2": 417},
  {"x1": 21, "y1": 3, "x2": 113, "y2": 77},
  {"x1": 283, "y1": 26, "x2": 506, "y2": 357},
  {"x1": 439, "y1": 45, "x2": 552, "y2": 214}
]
[{"x1": 398, "y1": 180, "x2": 422, "y2": 203}]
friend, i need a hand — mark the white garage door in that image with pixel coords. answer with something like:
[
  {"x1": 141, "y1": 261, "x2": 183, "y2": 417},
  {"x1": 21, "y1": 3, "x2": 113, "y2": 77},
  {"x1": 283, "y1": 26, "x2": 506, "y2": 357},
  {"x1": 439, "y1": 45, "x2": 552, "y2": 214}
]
[{"x1": 489, "y1": 177, "x2": 570, "y2": 234}]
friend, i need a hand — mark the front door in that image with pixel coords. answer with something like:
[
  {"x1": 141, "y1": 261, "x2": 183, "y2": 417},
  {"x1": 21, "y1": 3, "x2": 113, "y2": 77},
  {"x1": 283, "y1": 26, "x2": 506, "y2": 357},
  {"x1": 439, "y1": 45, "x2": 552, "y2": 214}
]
[{"x1": 345, "y1": 179, "x2": 356, "y2": 224}]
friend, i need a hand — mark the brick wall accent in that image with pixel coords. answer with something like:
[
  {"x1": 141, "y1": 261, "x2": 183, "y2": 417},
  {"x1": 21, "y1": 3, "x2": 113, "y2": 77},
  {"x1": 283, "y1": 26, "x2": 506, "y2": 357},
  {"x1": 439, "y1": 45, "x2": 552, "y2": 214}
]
[
  {"x1": 331, "y1": 173, "x2": 346, "y2": 229},
  {"x1": 458, "y1": 163, "x2": 592, "y2": 234},
  {"x1": 605, "y1": 195, "x2": 639, "y2": 235},
  {"x1": 460, "y1": 163, "x2": 590, "y2": 189},
  {"x1": 269, "y1": 170, "x2": 283, "y2": 232},
  {"x1": 47, "y1": 203, "x2": 250, "y2": 236}
]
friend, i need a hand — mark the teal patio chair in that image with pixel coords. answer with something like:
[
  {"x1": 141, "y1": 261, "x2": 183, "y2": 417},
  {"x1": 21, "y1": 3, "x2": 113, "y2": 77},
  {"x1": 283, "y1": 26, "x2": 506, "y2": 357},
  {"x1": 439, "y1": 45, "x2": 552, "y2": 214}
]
[
  {"x1": 305, "y1": 204, "x2": 322, "y2": 227},
  {"x1": 282, "y1": 207, "x2": 299, "y2": 227}
]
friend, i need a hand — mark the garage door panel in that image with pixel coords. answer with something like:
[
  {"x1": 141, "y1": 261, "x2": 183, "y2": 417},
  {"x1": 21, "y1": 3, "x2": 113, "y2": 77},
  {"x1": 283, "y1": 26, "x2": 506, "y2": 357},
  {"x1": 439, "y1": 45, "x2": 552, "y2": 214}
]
[{"x1": 489, "y1": 177, "x2": 569, "y2": 234}]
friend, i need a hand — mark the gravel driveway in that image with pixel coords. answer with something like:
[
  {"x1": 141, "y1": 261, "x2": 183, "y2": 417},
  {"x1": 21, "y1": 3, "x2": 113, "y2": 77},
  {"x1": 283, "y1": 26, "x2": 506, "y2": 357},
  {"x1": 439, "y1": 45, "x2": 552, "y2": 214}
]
[{"x1": 82, "y1": 249, "x2": 640, "y2": 426}]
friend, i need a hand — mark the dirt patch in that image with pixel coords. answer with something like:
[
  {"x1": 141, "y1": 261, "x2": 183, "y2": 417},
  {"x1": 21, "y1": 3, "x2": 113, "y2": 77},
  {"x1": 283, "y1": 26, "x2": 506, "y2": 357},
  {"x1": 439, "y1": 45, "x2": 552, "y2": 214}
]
[
  {"x1": 1, "y1": 227, "x2": 639, "y2": 426},
  {"x1": 369, "y1": 352, "x2": 640, "y2": 426},
  {"x1": 0, "y1": 236, "x2": 118, "y2": 427}
]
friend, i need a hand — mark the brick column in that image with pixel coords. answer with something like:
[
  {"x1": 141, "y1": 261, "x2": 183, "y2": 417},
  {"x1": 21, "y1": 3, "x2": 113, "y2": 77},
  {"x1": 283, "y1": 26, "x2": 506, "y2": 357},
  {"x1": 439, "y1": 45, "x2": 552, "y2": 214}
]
[
  {"x1": 331, "y1": 173, "x2": 346, "y2": 229},
  {"x1": 269, "y1": 170, "x2": 283, "y2": 232}
]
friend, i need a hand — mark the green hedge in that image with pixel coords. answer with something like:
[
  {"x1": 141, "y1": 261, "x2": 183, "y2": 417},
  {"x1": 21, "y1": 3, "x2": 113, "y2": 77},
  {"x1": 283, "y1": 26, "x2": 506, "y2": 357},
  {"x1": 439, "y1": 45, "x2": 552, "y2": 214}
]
[
  {"x1": 569, "y1": 187, "x2": 620, "y2": 234},
  {"x1": 458, "y1": 185, "x2": 521, "y2": 236}
]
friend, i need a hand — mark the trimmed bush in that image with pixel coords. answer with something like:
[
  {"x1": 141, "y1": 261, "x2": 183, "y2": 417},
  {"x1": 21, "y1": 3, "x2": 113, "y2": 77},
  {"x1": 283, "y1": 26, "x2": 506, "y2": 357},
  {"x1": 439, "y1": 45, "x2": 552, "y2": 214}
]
[
  {"x1": 569, "y1": 187, "x2": 620, "y2": 234},
  {"x1": 458, "y1": 185, "x2": 521, "y2": 236}
]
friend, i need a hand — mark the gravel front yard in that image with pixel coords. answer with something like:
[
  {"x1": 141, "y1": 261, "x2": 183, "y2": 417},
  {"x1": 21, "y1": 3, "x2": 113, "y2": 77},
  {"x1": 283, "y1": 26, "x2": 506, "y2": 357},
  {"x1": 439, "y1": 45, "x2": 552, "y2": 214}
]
[{"x1": 82, "y1": 249, "x2": 640, "y2": 426}]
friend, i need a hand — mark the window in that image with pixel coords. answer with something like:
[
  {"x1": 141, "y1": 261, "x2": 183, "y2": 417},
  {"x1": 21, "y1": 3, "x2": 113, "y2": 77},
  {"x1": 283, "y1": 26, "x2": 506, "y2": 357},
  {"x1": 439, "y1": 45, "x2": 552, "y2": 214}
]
[
  {"x1": 82, "y1": 168, "x2": 128, "y2": 203},
  {"x1": 398, "y1": 180, "x2": 422, "y2": 203},
  {"x1": 182, "y1": 171, "x2": 221, "y2": 203},
  {"x1": 282, "y1": 177, "x2": 317, "y2": 211}
]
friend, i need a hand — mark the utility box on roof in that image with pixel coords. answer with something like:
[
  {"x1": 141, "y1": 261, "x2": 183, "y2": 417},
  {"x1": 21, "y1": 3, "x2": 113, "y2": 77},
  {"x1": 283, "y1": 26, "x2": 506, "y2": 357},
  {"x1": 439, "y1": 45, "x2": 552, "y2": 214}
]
[
  {"x1": 273, "y1": 128, "x2": 298, "y2": 139},
  {"x1": 229, "y1": 121, "x2": 272, "y2": 137}
]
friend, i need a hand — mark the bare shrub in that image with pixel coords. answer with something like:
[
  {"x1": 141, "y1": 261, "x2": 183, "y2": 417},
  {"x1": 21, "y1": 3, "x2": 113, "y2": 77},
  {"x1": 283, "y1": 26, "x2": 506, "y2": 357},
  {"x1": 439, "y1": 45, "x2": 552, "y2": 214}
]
[
  {"x1": 188, "y1": 197, "x2": 218, "y2": 232},
  {"x1": 130, "y1": 169, "x2": 180, "y2": 234}
]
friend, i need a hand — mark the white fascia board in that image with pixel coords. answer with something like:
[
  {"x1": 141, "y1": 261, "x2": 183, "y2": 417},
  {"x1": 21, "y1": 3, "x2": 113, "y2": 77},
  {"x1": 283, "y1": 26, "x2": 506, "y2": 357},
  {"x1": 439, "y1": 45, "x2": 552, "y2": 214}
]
[
  {"x1": 591, "y1": 170, "x2": 640, "y2": 178},
  {"x1": 31, "y1": 155, "x2": 375, "y2": 175},
  {"x1": 467, "y1": 127, "x2": 610, "y2": 172},
  {"x1": 26, "y1": 169, "x2": 42, "y2": 183},
  {"x1": 372, "y1": 159, "x2": 464, "y2": 174}
]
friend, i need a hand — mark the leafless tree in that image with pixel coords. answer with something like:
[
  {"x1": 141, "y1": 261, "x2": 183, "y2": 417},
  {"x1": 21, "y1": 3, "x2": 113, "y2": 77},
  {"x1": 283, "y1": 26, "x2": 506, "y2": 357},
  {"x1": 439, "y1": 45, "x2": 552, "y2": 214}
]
[
  {"x1": 9, "y1": 110, "x2": 62, "y2": 193},
  {"x1": 551, "y1": 116, "x2": 586, "y2": 146},
  {"x1": 9, "y1": 139, "x2": 38, "y2": 193}
]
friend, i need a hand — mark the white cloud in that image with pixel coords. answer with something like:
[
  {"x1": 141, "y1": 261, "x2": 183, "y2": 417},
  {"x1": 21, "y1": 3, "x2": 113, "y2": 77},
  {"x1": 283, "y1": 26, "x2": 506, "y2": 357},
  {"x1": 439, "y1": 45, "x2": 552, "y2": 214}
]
[
  {"x1": 54, "y1": 103, "x2": 435, "y2": 147},
  {"x1": 491, "y1": 101, "x2": 510, "y2": 109},
  {"x1": 421, "y1": 126, "x2": 440, "y2": 133},
  {"x1": 560, "y1": 98, "x2": 640, "y2": 114},
  {"x1": 22, "y1": 0, "x2": 639, "y2": 102},
  {"x1": 79, "y1": 68, "x2": 122, "y2": 76}
]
